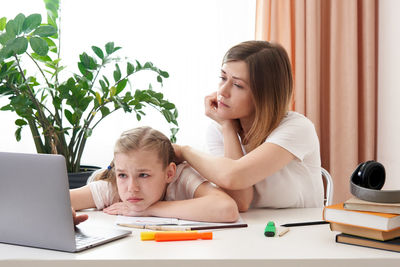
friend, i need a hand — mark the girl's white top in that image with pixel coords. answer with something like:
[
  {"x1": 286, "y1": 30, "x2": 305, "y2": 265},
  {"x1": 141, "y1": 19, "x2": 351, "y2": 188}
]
[{"x1": 88, "y1": 163, "x2": 206, "y2": 210}]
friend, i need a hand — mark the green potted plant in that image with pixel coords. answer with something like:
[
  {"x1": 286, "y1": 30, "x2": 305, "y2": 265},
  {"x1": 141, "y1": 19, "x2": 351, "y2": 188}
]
[{"x1": 0, "y1": 0, "x2": 179, "y2": 188}]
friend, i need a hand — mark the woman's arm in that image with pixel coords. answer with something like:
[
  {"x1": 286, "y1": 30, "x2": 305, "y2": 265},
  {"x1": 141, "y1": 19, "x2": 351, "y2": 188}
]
[
  {"x1": 103, "y1": 182, "x2": 239, "y2": 223},
  {"x1": 219, "y1": 121, "x2": 254, "y2": 212},
  {"x1": 70, "y1": 185, "x2": 96, "y2": 211},
  {"x1": 174, "y1": 142, "x2": 295, "y2": 190}
]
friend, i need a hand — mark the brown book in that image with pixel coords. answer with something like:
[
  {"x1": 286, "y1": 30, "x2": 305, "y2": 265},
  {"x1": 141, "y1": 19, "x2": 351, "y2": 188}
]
[
  {"x1": 330, "y1": 222, "x2": 400, "y2": 241},
  {"x1": 336, "y1": 233, "x2": 400, "y2": 253},
  {"x1": 344, "y1": 197, "x2": 400, "y2": 214}
]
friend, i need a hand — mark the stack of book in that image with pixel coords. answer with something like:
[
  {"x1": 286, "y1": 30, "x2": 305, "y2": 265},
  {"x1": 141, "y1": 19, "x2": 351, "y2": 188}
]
[{"x1": 323, "y1": 197, "x2": 400, "y2": 252}]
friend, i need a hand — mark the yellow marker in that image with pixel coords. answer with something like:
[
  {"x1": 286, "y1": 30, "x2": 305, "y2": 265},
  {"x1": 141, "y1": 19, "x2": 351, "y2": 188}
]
[{"x1": 140, "y1": 231, "x2": 197, "y2": 241}]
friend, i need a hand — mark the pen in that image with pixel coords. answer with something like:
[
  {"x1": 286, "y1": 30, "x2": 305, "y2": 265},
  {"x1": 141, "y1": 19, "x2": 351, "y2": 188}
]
[
  {"x1": 280, "y1": 221, "x2": 329, "y2": 227},
  {"x1": 144, "y1": 225, "x2": 192, "y2": 231},
  {"x1": 117, "y1": 223, "x2": 145, "y2": 229},
  {"x1": 155, "y1": 231, "x2": 213, "y2": 242}
]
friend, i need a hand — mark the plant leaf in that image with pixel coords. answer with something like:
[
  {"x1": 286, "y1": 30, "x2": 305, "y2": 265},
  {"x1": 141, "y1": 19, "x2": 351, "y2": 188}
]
[
  {"x1": 110, "y1": 86, "x2": 116, "y2": 97},
  {"x1": 15, "y1": 127, "x2": 22, "y2": 141},
  {"x1": 15, "y1": 118, "x2": 27, "y2": 126},
  {"x1": 92, "y1": 46, "x2": 104, "y2": 59},
  {"x1": 100, "y1": 106, "x2": 110, "y2": 118},
  {"x1": 64, "y1": 109, "x2": 74, "y2": 125},
  {"x1": 11, "y1": 37, "x2": 28, "y2": 55},
  {"x1": 77, "y1": 62, "x2": 93, "y2": 80},
  {"x1": 159, "y1": 70, "x2": 169, "y2": 78},
  {"x1": 5, "y1": 20, "x2": 17, "y2": 36},
  {"x1": 79, "y1": 52, "x2": 91, "y2": 68},
  {"x1": 30, "y1": 37, "x2": 49, "y2": 56},
  {"x1": 0, "y1": 17, "x2": 6, "y2": 31},
  {"x1": 116, "y1": 78, "x2": 127, "y2": 94},
  {"x1": 113, "y1": 63, "x2": 121, "y2": 82},
  {"x1": 33, "y1": 25, "x2": 57, "y2": 37},
  {"x1": 31, "y1": 52, "x2": 52, "y2": 62},
  {"x1": 127, "y1": 62, "x2": 134, "y2": 75},
  {"x1": 95, "y1": 92, "x2": 102, "y2": 105},
  {"x1": 14, "y1": 13, "x2": 25, "y2": 35},
  {"x1": 84, "y1": 128, "x2": 92, "y2": 138},
  {"x1": 162, "y1": 102, "x2": 175, "y2": 110},
  {"x1": 43, "y1": 37, "x2": 57, "y2": 53},
  {"x1": 161, "y1": 109, "x2": 172, "y2": 123},
  {"x1": 22, "y1": 14, "x2": 42, "y2": 33},
  {"x1": 105, "y1": 42, "x2": 114, "y2": 54}
]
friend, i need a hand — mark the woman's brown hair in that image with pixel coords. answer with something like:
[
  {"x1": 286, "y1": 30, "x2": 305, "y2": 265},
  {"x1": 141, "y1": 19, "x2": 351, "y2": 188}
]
[{"x1": 223, "y1": 40, "x2": 293, "y2": 151}]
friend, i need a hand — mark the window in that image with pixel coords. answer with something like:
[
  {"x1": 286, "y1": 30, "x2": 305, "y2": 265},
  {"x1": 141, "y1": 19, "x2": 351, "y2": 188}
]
[{"x1": 0, "y1": 0, "x2": 255, "y2": 166}]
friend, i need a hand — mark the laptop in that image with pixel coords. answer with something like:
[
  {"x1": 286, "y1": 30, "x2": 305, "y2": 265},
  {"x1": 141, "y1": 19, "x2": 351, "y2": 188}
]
[{"x1": 0, "y1": 151, "x2": 131, "y2": 252}]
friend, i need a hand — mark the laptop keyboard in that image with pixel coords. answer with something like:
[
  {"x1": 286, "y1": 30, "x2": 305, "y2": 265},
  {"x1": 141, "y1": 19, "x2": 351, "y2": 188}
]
[{"x1": 75, "y1": 231, "x2": 105, "y2": 247}]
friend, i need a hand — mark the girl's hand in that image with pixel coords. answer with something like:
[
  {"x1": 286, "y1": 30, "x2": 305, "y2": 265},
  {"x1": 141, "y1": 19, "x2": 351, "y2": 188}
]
[
  {"x1": 72, "y1": 207, "x2": 88, "y2": 225},
  {"x1": 103, "y1": 202, "x2": 150, "y2": 217}
]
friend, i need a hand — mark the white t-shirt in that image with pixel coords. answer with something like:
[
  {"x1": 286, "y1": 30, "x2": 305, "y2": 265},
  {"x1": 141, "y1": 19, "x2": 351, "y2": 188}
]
[
  {"x1": 206, "y1": 111, "x2": 324, "y2": 208},
  {"x1": 88, "y1": 163, "x2": 206, "y2": 210}
]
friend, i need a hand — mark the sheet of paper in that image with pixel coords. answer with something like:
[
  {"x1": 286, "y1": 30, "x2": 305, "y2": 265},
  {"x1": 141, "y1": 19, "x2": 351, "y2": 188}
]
[{"x1": 115, "y1": 215, "x2": 246, "y2": 228}]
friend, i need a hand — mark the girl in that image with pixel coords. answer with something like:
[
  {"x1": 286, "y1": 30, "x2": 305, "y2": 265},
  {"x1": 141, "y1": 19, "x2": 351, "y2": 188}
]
[
  {"x1": 70, "y1": 126, "x2": 239, "y2": 223},
  {"x1": 173, "y1": 40, "x2": 324, "y2": 212}
]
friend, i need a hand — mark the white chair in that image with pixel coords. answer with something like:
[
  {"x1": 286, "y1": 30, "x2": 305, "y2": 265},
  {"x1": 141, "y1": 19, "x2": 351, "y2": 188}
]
[{"x1": 321, "y1": 167, "x2": 333, "y2": 206}]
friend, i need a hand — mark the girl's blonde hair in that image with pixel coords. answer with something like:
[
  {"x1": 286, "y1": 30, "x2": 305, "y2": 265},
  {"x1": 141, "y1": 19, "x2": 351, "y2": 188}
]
[
  {"x1": 223, "y1": 41, "x2": 293, "y2": 152},
  {"x1": 93, "y1": 126, "x2": 175, "y2": 185}
]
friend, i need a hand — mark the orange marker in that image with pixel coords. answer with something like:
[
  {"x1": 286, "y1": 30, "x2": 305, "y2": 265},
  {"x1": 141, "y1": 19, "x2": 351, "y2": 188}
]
[
  {"x1": 141, "y1": 231, "x2": 196, "y2": 241},
  {"x1": 155, "y1": 231, "x2": 213, "y2": 242}
]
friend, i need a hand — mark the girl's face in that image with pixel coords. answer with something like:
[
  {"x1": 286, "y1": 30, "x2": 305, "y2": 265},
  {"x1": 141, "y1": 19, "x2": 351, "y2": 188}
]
[
  {"x1": 114, "y1": 149, "x2": 175, "y2": 212},
  {"x1": 217, "y1": 61, "x2": 255, "y2": 122}
]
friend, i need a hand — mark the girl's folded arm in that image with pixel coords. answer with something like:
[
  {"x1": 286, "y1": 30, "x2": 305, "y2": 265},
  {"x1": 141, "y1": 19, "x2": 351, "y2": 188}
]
[{"x1": 147, "y1": 182, "x2": 239, "y2": 223}]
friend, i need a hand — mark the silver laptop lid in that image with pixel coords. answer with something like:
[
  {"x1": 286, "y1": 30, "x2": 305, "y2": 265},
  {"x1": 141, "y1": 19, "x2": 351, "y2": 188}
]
[{"x1": 0, "y1": 152, "x2": 76, "y2": 252}]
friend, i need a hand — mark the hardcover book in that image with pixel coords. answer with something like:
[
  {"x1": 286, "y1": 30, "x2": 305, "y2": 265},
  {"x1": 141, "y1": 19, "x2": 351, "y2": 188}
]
[
  {"x1": 344, "y1": 197, "x2": 400, "y2": 214},
  {"x1": 336, "y1": 233, "x2": 400, "y2": 253},
  {"x1": 323, "y1": 203, "x2": 400, "y2": 231},
  {"x1": 330, "y1": 222, "x2": 400, "y2": 241}
]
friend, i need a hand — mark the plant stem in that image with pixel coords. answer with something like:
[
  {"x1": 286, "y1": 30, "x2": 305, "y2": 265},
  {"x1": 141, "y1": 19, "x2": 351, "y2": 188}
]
[
  {"x1": 13, "y1": 54, "x2": 55, "y2": 153},
  {"x1": 26, "y1": 53, "x2": 51, "y2": 89}
]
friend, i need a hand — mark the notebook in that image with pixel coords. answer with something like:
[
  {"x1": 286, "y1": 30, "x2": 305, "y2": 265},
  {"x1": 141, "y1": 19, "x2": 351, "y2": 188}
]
[{"x1": 0, "y1": 151, "x2": 131, "y2": 252}]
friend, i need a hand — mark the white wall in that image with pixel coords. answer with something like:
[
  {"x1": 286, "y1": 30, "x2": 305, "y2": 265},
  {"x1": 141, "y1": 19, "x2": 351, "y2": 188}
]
[
  {"x1": 0, "y1": 0, "x2": 256, "y2": 168},
  {"x1": 377, "y1": 0, "x2": 400, "y2": 189}
]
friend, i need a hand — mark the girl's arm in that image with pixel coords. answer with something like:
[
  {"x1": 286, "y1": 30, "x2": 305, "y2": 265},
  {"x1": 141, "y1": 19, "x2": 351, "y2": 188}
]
[
  {"x1": 70, "y1": 185, "x2": 96, "y2": 211},
  {"x1": 69, "y1": 185, "x2": 96, "y2": 225},
  {"x1": 103, "y1": 182, "x2": 239, "y2": 223},
  {"x1": 174, "y1": 142, "x2": 295, "y2": 190}
]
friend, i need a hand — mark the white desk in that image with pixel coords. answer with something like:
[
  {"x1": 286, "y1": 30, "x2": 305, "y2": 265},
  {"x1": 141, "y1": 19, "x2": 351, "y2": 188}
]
[{"x1": 1, "y1": 208, "x2": 400, "y2": 267}]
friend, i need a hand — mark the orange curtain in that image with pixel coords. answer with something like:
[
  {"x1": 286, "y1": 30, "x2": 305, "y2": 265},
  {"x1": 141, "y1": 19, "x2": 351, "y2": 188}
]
[{"x1": 255, "y1": 0, "x2": 378, "y2": 204}]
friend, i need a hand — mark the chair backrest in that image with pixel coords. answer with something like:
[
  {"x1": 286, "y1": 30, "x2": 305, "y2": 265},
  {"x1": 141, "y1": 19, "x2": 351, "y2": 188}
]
[{"x1": 321, "y1": 167, "x2": 333, "y2": 206}]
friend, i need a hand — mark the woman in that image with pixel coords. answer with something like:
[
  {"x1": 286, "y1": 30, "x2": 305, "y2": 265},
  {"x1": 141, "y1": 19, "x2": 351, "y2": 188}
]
[{"x1": 174, "y1": 40, "x2": 324, "y2": 211}]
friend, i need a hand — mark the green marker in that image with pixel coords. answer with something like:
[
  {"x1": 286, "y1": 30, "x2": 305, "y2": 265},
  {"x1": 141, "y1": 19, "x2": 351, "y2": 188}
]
[{"x1": 264, "y1": 221, "x2": 276, "y2": 237}]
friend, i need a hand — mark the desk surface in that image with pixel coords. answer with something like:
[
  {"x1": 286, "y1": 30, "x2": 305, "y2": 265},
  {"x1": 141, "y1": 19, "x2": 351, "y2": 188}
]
[{"x1": 1, "y1": 208, "x2": 400, "y2": 267}]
